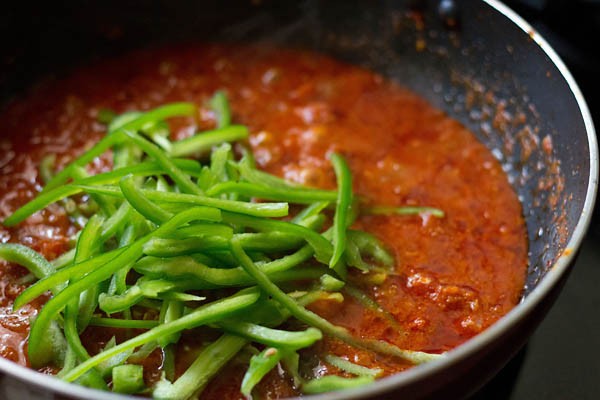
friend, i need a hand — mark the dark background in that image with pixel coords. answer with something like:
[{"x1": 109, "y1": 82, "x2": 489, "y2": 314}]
[{"x1": 472, "y1": 0, "x2": 600, "y2": 399}]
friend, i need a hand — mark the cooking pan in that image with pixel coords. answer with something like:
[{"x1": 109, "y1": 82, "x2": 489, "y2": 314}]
[{"x1": 0, "y1": 0, "x2": 596, "y2": 399}]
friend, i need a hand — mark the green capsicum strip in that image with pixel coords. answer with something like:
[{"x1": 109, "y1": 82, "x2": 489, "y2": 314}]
[
  {"x1": 143, "y1": 229, "x2": 313, "y2": 257},
  {"x1": 364, "y1": 205, "x2": 445, "y2": 218},
  {"x1": 168, "y1": 223, "x2": 234, "y2": 240},
  {"x1": 230, "y1": 239, "x2": 442, "y2": 365},
  {"x1": 234, "y1": 155, "x2": 302, "y2": 189},
  {"x1": 323, "y1": 354, "x2": 382, "y2": 377},
  {"x1": 61, "y1": 288, "x2": 260, "y2": 382},
  {"x1": 4, "y1": 186, "x2": 84, "y2": 227},
  {"x1": 112, "y1": 364, "x2": 145, "y2": 394},
  {"x1": 0, "y1": 243, "x2": 56, "y2": 281},
  {"x1": 134, "y1": 244, "x2": 315, "y2": 286},
  {"x1": 14, "y1": 247, "x2": 132, "y2": 309},
  {"x1": 206, "y1": 181, "x2": 338, "y2": 203},
  {"x1": 222, "y1": 211, "x2": 332, "y2": 263},
  {"x1": 240, "y1": 347, "x2": 285, "y2": 396},
  {"x1": 211, "y1": 143, "x2": 233, "y2": 181},
  {"x1": 99, "y1": 278, "x2": 200, "y2": 314},
  {"x1": 121, "y1": 129, "x2": 203, "y2": 195},
  {"x1": 152, "y1": 334, "x2": 248, "y2": 400},
  {"x1": 169, "y1": 125, "x2": 248, "y2": 157},
  {"x1": 216, "y1": 321, "x2": 322, "y2": 350},
  {"x1": 158, "y1": 299, "x2": 185, "y2": 348},
  {"x1": 60, "y1": 215, "x2": 106, "y2": 387},
  {"x1": 329, "y1": 153, "x2": 353, "y2": 272},
  {"x1": 302, "y1": 375, "x2": 375, "y2": 394},
  {"x1": 88, "y1": 317, "x2": 158, "y2": 330},
  {"x1": 74, "y1": 185, "x2": 289, "y2": 218},
  {"x1": 209, "y1": 90, "x2": 231, "y2": 128},
  {"x1": 42, "y1": 102, "x2": 196, "y2": 193},
  {"x1": 119, "y1": 174, "x2": 174, "y2": 224}
]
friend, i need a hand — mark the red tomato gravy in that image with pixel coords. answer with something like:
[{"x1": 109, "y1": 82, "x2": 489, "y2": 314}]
[{"x1": 0, "y1": 44, "x2": 527, "y2": 398}]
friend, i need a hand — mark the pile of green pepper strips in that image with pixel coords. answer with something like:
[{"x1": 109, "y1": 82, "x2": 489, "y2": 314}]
[{"x1": 0, "y1": 92, "x2": 443, "y2": 398}]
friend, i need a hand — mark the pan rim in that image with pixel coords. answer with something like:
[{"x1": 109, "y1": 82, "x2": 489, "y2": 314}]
[{"x1": 0, "y1": 1, "x2": 597, "y2": 399}]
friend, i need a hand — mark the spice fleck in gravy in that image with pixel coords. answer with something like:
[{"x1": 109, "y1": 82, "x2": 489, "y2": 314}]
[{"x1": 0, "y1": 44, "x2": 527, "y2": 398}]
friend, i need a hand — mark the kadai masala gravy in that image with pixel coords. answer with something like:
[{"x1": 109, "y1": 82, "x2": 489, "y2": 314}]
[{"x1": 0, "y1": 44, "x2": 527, "y2": 398}]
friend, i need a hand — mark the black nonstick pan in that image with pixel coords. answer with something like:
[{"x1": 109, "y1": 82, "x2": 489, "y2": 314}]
[{"x1": 0, "y1": 0, "x2": 596, "y2": 399}]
